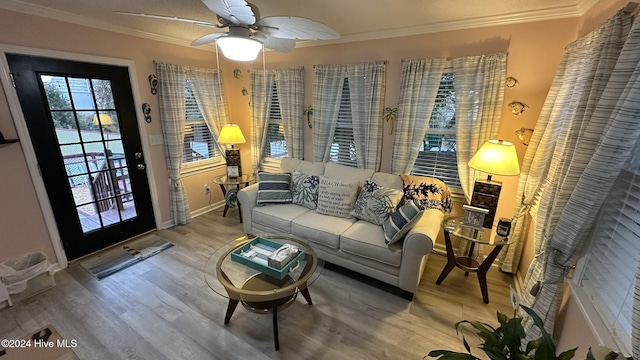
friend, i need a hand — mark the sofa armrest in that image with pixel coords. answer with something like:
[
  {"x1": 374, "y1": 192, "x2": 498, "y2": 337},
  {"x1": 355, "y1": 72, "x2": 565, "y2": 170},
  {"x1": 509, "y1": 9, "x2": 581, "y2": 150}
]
[
  {"x1": 398, "y1": 209, "x2": 444, "y2": 293},
  {"x1": 238, "y1": 183, "x2": 259, "y2": 234}
]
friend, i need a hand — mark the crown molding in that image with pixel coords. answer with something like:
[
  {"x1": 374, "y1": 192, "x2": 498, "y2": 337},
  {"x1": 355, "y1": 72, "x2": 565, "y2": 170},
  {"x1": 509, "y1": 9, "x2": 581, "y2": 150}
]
[{"x1": 2, "y1": 0, "x2": 599, "y2": 50}]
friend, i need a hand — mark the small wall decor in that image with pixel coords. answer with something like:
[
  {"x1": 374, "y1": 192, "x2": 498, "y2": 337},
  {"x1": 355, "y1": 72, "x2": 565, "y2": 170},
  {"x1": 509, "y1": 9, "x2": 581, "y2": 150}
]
[
  {"x1": 508, "y1": 101, "x2": 529, "y2": 115},
  {"x1": 148, "y1": 74, "x2": 158, "y2": 95},
  {"x1": 383, "y1": 107, "x2": 397, "y2": 134},
  {"x1": 515, "y1": 127, "x2": 534, "y2": 146},
  {"x1": 505, "y1": 76, "x2": 519, "y2": 88},
  {"x1": 241, "y1": 87, "x2": 249, "y2": 96},
  {"x1": 233, "y1": 68, "x2": 243, "y2": 79},
  {"x1": 304, "y1": 106, "x2": 313, "y2": 128},
  {"x1": 142, "y1": 103, "x2": 152, "y2": 123}
]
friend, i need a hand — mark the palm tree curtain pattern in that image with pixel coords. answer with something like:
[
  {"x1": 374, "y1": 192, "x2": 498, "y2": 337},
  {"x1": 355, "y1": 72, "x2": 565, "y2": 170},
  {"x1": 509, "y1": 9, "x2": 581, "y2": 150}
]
[
  {"x1": 391, "y1": 58, "x2": 447, "y2": 175},
  {"x1": 313, "y1": 61, "x2": 386, "y2": 170},
  {"x1": 513, "y1": 12, "x2": 640, "y2": 352}
]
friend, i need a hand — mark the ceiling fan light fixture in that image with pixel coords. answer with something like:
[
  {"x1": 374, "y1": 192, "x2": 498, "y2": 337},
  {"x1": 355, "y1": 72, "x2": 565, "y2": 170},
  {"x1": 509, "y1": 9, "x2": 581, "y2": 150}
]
[{"x1": 216, "y1": 36, "x2": 263, "y2": 61}]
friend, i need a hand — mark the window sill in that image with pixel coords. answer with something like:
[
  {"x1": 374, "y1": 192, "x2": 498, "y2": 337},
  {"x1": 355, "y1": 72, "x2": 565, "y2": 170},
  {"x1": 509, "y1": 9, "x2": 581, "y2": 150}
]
[
  {"x1": 261, "y1": 158, "x2": 282, "y2": 173},
  {"x1": 567, "y1": 279, "x2": 628, "y2": 357},
  {"x1": 181, "y1": 161, "x2": 226, "y2": 176}
]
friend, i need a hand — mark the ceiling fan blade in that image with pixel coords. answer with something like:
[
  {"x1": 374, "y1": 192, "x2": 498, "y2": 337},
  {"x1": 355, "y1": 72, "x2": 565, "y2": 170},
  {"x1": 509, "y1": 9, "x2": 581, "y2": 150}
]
[
  {"x1": 256, "y1": 16, "x2": 340, "y2": 40},
  {"x1": 114, "y1": 11, "x2": 217, "y2": 27},
  {"x1": 191, "y1": 33, "x2": 226, "y2": 46},
  {"x1": 253, "y1": 33, "x2": 296, "y2": 52},
  {"x1": 202, "y1": 0, "x2": 255, "y2": 25}
]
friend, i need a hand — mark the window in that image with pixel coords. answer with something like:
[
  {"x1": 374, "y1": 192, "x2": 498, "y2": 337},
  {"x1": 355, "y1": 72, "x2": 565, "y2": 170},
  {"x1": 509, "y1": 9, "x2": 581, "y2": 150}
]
[
  {"x1": 574, "y1": 165, "x2": 640, "y2": 355},
  {"x1": 411, "y1": 73, "x2": 461, "y2": 188},
  {"x1": 330, "y1": 78, "x2": 357, "y2": 167},
  {"x1": 262, "y1": 82, "x2": 287, "y2": 161},
  {"x1": 182, "y1": 80, "x2": 223, "y2": 171}
]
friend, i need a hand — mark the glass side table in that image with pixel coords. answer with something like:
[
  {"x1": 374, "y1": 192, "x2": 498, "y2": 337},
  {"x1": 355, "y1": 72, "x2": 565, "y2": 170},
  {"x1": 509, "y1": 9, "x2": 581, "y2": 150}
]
[
  {"x1": 436, "y1": 215, "x2": 513, "y2": 304},
  {"x1": 212, "y1": 174, "x2": 254, "y2": 223}
]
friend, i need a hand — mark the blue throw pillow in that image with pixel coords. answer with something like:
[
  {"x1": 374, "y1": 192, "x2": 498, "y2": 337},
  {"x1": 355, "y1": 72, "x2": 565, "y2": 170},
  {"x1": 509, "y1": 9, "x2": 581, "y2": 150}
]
[
  {"x1": 256, "y1": 172, "x2": 293, "y2": 206},
  {"x1": 383, "y1": 199, "x2": 425, "y2": 245},
  {"x1": 350, "y1": 179, "x2": 403, "y2": 225},
  {"x1": 292, "y1": 171, "x2": 320, "y2": 209}
]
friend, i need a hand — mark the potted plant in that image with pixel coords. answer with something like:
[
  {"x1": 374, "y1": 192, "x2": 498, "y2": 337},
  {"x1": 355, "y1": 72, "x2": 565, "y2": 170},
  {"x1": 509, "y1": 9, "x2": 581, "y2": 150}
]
[{"x1": 426, "y1": 290, "x2": 620, "y2": 360}]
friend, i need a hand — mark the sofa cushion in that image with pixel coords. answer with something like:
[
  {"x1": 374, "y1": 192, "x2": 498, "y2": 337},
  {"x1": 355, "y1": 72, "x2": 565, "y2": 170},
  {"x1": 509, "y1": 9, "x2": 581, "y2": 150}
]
[
  {"x1": 316, "y1": 176, "x2": 359, "y2": 218},
  {"x1": 323, "y1": 162, "x2": 374, "y2": 186},
  {"x1": 371, "y1": 172, "x2": 403, "y2": 191},
  {"x1": 292, "y1": 171, "x2": 320, "y2": 209},
  {"x1": 291, "y1": 211, "x2": 356, "y2": 249},
  {"x1": 252, "y1": 204, "x2": 310, "y2": 233},
  {"x1": 383, "y1": 199, "x2": 425, "y2": 245},
  {"x1": 256, "y1": 172, "x2": 293, "y2": 206},
  {"x1": 400, "y1": 174, "x2": 452, "y2": 212},
  {"x1": 350, "y1": 179, "x2": 403, "y2": 225},
  {"x1": 280, "y1": 158, "x2": 325, "y2": 176},
  {"x1": 340, "y1": 221, "x2": 402, "y2": 267}
]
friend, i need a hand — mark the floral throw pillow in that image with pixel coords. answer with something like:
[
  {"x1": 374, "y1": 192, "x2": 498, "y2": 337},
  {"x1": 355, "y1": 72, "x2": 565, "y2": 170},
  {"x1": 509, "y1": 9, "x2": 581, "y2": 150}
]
[
  {"x1": 400, "y1": 174, "x2": 452, "y2": 213},
  {"x1": 292, "y1": 171, "x2": 320, "y2": 210},
  {"x1": 350, "y1": 179, "x2": 403, "y2": 225}
]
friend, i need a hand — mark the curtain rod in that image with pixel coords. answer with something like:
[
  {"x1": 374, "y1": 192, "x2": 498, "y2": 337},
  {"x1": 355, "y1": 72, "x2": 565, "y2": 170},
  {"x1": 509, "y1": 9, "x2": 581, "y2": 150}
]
[{"x1": 313, "y1": 60, "x2": 388, "y2": 68}]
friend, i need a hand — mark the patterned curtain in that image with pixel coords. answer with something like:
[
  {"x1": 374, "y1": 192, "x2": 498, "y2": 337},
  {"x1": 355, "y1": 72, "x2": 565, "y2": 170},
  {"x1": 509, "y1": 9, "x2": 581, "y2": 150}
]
[
  {"x1": 452, "y1": 53, "x2": 507, "y2": 203},
  {"x1": 156, "y1": 62, "x2": 191, "y2": 225},
  {"x1": 348, "y1": 60, "x2": 386, "y2": 171},
  {"x1": 274, "y1": 67, "x2": 304, "y2": 160},
  {"x1": 186, "y1": 66, "x2": 229, "y2": 159},
  {"x1": 517, "y1": 10, "x2": 640, "y2": 341},
  {"x1": 313, "y1": 64, "x2": 346, "y2": 162},
  {"x1": 391, "y1": 58, "x2": 447, "y2": 175},
  {"x1": 250, "y1": 70, "x2": 275, "y2": 172}
]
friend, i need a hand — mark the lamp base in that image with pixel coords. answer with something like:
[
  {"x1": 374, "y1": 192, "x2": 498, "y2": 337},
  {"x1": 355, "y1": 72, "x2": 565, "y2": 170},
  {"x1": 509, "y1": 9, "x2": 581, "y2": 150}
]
[
  {"x1": 470, "y1": 179, "x2": 502, "y2": 228},
  {"x1": 225, "y1": 149, "x2": 242, "y2": 177}
]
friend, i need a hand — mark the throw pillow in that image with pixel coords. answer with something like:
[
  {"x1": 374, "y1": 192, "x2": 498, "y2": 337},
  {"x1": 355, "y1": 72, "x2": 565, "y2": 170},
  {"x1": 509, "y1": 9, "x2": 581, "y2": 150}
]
[
  {"x1": 256, "y1": 172, "x2": 293, "y2": 206},
  {"x1": 350, "y1": 179, "x2": 403, "y2": 225},
  {"x1": 316, "y1": 176, "x2": 359, "y2": 218},
  {"x1": 383, "y1": 199, "x2": 425, "y2": 245},
  {"x1": 400, "y1": 174, "x2": 452, "y2": 213},
  {"x1": 292, "y1": 171, "x2": 320, "y2": 210}
]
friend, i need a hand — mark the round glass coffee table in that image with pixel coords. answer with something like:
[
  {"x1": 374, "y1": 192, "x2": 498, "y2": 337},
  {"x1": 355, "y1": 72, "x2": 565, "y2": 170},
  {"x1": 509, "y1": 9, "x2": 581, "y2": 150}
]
[{"x1": 205, "y1": 234, "x2": 324, "y2": 351}]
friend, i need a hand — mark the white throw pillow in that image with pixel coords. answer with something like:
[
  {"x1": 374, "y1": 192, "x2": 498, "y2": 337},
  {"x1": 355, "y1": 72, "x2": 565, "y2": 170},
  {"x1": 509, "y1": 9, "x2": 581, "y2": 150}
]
[{"x1": 316, "y1": 176, "x2": 359, "y2": 218}]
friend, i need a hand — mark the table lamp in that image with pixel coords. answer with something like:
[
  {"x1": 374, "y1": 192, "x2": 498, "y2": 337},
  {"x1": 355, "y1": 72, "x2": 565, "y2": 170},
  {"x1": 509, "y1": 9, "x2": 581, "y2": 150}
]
[
  {"x1": 218, "y1": 124, "x2": 246, "y2": 177},
  {"x1": 467, "y1": 140, "x2": 520, "y2": 228}
]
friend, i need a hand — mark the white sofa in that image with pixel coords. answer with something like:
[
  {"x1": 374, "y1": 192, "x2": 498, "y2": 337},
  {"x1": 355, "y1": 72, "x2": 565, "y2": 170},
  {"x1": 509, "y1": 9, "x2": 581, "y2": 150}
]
[{"x1": 237, "y1": 158, "x2": 445, "y2": 300}]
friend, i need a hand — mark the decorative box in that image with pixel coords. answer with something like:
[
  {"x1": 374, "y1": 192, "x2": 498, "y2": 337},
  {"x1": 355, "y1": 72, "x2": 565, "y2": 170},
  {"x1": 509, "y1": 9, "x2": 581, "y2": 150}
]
[
  {"x1": 231, "y1": 237, "x2": 305, "y2": 280},
  {"x1": 462, "y1": 204, "x2": 490, "y2": 230}
]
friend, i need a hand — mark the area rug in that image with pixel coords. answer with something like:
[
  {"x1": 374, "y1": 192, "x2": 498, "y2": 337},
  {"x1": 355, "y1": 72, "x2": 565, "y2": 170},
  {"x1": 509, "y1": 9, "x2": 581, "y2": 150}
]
[{"x1": 79, "y1": 235, "x2": 173, "y2": 280}]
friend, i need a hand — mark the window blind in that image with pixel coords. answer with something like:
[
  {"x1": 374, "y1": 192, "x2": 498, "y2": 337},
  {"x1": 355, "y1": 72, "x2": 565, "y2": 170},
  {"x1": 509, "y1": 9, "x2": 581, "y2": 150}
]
[
  {"x1": 578, "y1": 166, "x2": 640, "y2": 354},
  {"x1": 411, "y1": 73, "x2": 461, "y2": 188},
  {"x1": 183, "y1": 80, "x2": 218, "y2": 164},
  {"x1": 263, "y1": 81, "x2": 287, "y2": 160},
  {"x1": 330, "y1": 78, "x2": 357, "y2": 167}
]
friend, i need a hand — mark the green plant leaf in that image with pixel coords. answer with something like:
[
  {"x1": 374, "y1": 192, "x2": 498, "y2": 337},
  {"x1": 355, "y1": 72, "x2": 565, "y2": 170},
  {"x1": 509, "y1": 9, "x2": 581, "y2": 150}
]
[
  {"x1": 519, "y1": 305, "x2": 557, "y2": 360},
  {"x1": 557, "y1": 348, "x2": 577, "y2": 360},
  {"x1": 604, "y1": 351, "x2": 619, "y2": 360},
  {"x1": 426, "y1": 350, "x2": 481, "y2": 359}
]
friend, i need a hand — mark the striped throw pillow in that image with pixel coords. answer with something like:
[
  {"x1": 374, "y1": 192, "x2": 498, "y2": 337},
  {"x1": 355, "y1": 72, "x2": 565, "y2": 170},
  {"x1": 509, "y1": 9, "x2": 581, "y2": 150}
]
[
  {"x1": 383, "y1": 199, "x2": 425, "y2": 245},
  {"x1": 256, "y1": 172, "x2": 293, "y2": 206}
]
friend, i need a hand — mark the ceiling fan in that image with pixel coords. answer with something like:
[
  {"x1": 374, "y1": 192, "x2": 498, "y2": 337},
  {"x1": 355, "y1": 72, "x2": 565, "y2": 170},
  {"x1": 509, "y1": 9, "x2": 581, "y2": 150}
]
[{"x1": 116, "y1": 0, "x2": 340, "y2": 61}]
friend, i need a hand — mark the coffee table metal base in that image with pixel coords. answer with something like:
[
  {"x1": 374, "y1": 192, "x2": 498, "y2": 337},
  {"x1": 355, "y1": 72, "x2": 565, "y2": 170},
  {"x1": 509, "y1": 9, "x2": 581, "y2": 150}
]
[{"x1": 223, "y1": 273, "x2": 313, "y2": 351}]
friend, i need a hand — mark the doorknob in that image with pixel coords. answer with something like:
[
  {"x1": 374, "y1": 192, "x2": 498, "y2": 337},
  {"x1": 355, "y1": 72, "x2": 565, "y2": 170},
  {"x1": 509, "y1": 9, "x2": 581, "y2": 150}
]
[
  {"x1": 135, "y1": 152, "x2": 143, "y2": 159},
  {"x1": 137, "y1": 164, "x2": 146, "y2": 170}
]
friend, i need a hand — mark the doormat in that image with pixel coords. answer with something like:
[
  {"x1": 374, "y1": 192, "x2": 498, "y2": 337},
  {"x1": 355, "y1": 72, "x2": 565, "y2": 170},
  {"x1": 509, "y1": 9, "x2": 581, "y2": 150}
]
[
  {"x1": 79, "y1": 235, "x2": 173, "y2": 280},
  {"x1": 0, "y1": 324, "x2": 79, "y2": 359}
]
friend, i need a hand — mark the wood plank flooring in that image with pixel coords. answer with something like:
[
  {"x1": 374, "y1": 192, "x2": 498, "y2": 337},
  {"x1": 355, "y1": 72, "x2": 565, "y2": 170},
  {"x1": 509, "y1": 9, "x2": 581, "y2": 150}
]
[{"x1": 0, "y1": 207, "x2": 514, "y2": 359}]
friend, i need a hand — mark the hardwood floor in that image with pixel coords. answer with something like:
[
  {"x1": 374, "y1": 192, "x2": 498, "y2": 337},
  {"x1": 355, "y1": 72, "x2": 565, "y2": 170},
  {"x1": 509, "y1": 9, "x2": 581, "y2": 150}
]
[{"x1": 0, "y1": 207, "x2": 514, "y2": 359}]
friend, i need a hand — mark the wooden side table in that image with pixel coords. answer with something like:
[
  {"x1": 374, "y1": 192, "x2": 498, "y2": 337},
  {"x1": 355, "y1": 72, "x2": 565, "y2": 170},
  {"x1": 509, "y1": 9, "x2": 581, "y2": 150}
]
[
  {"x1": 436, "y1": 215, "x2": 512, "y2": 304},
  {"x1": 213, "y1": 174, "x2": 254, "y2": 223}
]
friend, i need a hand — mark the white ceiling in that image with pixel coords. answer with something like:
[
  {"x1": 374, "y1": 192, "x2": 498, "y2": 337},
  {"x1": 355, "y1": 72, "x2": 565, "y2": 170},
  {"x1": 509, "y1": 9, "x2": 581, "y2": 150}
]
[{"x1": 1, "y1": 0, "x2": 599, "y2": 49}]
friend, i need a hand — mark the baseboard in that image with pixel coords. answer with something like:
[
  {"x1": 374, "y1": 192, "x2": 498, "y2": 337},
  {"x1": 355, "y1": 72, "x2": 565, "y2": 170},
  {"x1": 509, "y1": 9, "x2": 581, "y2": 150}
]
[
  {"x1": 191, "y1": 200, "x2": 225, "y2": 218},
  {"x1": 513, "y1": 268, "x2": 525, "y2": 296}
]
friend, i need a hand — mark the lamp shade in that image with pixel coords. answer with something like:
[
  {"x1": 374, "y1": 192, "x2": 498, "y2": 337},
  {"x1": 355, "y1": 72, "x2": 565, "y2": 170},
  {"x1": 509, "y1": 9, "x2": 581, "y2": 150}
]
[
  {"x1": 468, "y1": 140, "x2": 520, "y2": 176},
  {"x1": 216, "y1": 36, "x2": 263, "y2": 62},
  {"x1": 93, "y1": 113, "x2": 114, "y2": 126},
  {"x1": 217, "y1": 124, "x2": 246, "y2": 145}
]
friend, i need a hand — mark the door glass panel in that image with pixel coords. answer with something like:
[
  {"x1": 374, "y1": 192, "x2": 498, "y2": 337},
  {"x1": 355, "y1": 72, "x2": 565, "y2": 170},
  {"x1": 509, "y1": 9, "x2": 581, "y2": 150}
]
[
  {"x1": 42, "y1": 76, "x2": 72, "y2": 110},
  {"x1": 40, "y1": 74, "x2": 139, "y2": 234}
]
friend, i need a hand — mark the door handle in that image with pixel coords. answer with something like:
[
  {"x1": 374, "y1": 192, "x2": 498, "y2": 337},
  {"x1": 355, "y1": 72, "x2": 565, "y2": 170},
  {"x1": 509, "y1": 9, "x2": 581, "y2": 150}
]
[
  {"x1": 135, "y1": 152, "x2": 143, "y2": 159},
  {"x1": 137, "y1": 164, "x2": 146, "y2": 170}
]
